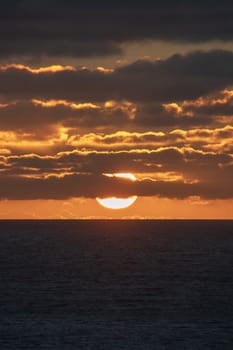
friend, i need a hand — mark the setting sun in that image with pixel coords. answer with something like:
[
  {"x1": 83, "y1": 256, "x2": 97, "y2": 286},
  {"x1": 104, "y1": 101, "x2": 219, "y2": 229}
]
[
  {"x1": 96, "y1": 173, "x2": 137, "y2": 209},
  {"x1": 96, "y1": 196, "x2": 137, "y2": 209}
]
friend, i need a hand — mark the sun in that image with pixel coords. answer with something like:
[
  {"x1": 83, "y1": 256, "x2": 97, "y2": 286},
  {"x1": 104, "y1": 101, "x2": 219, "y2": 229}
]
[
  {"x1": 96, "y1": 173, "x2": 137, "y2": 209},
  {"x1": 96, "y1": 196, "x2": 137, "y2": 210}
]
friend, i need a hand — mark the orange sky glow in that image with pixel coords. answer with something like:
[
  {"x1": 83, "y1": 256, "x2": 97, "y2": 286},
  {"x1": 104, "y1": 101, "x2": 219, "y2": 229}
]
[{"x1": 0, "y1": 3, "x2": 233, "y2": 219}]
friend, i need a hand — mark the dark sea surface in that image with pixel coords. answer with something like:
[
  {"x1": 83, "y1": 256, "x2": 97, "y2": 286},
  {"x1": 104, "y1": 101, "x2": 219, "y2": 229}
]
[{"x1": 0, "y1": 220, "x2": 233, "y2": 349}]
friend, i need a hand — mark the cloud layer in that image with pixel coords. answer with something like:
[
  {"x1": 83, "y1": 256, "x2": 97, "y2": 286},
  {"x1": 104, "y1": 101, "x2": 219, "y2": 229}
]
[
  {"x1": 0, "y1": 4, "x2": 232, "y2": 208},
  {"x1": 1, "y1": 51, "x2": 233, "y2": 104},
  {"x1": 1, "y1": 1, "x2": 233, "y2": 59},
  {"x1": 0, "y1": 124, "x2": 232, "y2": 200}
]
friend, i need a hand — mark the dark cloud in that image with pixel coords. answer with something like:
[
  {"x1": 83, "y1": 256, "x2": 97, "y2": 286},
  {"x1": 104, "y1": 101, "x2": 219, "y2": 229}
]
[
  {"x1": 182, "y1": 92, "x2": 233, "y2": 118},
  {"x1": 0, "y1": 101, "x2": 214, "y2": 135},
  {"x1": 115, "y1": 51, "x2": 233, "y2": 102},
  {"x1": 134, "y1": 103, "x2": 213, "y2": 128},
  {"x1": 1, "y1": 147, "x2": 232, "y2": 201},
  {"x1": 0, "y1": 40, "x2": 122, "y2": 59},
  {"x1": 1, "y1": 1, "x2": 233, "y2": 58},
  {"x1": 0, "y1": 170, "x2": 232, "y2": 200},
  {"x1": 1, "y1": 51, "x2": 233, "y2": 104},
  {"x1": 0, "y1": 101, "x2": 129, "y2": 133}
]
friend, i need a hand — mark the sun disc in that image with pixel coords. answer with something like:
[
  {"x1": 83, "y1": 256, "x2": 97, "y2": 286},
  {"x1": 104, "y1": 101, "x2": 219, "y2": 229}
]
[
  {"x1": 96, "y1": 172, "x2": 137, "y2": 210},
  {"x1": 96, "y1": 196, "x2": 137, "y2": 210}
]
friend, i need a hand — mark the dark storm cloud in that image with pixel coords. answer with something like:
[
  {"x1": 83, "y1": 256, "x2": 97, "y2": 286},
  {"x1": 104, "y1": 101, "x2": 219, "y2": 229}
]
[
  {"x1": 1, "y1": 1, "x2": 233, "y2": 58},
  {"x1": 1, "y1": 50, "x2": 233, "y2": 104}
]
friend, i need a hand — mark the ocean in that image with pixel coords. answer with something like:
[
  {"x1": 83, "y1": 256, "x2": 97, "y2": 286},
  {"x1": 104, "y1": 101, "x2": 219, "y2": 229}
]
[{"x1": 0, "y1": 220, "x2": 233, "y2": 349}]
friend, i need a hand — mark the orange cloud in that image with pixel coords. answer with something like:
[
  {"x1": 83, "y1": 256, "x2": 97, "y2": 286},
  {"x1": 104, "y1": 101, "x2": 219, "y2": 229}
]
[
  {"x1": 32, "y1": 99, "x2": 100, "y2": 110},
  {"x1": 104, "y1": 100, "x2": 137, "y2": 120},
  {"x1": 182, "y1": 89, "x2": 233, "y2": 108},
  {"x1": 96, "y1": 66, "x2": 114, "y2": 74},
  {"x1": 0, "y1": 64, "x2": 76, "y2": 74},
  {"x1": 0, "y1": 149, "x2": 11, "y2": 155},
  {"x1": 67, "y1": 130, "x2": 166, "y2": 149},
  {"x1": 0, "y1": 125, "x2": 232, "y2": 156},
  {"x1": 0, "y1": 103, "x2": 9, "y2": 108},
  {"x1": 163, "y1": 102, "x2": 183, "y2": 114}
]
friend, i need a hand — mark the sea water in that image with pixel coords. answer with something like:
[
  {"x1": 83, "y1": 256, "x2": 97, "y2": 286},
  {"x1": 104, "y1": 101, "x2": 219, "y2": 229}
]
[{"x1": 0, "y1": 220, "x2": 233, "y2": 349}]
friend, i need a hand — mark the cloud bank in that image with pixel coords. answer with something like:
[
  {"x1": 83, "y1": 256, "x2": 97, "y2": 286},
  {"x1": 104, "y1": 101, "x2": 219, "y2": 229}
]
[{"x1": 1, "y1": 1, "x2": 233, "y2": 59}]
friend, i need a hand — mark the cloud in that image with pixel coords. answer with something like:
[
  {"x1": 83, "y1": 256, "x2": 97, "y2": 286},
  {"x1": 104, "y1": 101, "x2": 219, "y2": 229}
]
[
  {"x1": 179, "y1": 90, "x2": 233, "y2": 123},
  {"x1": 0, "y1": 92, "x2": 231, "y2": 136},
  {"x1": 0, "y1": 170, "x2": 232, "y2": 200},
  {"x1": 0, "y1": 124, "x2": 232, "y2": 156},
  {"x1": 0, "y1": 64, "x2": 76, "y2": 73},
  {"x1": 0, "y1": 100, "x2": 132, "y2": 134},
  {"x1": 0, "y1": 139, "x2": 232, "y2": 200},
  {"x1": 1, "y1": 51, "x2": 233, "y2": 105},
  {"x1": 1, "y1": 1, "x2": 233, "y2": 59}
]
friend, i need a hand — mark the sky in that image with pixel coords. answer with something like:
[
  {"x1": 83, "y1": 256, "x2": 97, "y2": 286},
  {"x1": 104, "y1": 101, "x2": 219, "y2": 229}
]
[{"x1": 0, "y1": 0, "x2": 233, "y2": 219}]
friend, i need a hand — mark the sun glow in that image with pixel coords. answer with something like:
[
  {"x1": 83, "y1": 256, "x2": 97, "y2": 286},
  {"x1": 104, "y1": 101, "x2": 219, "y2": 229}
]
[
  {"x1": 103, "y1": 172, "x2": 136, "y2": 181},
  {"x1": 96, "y1": 173, "x2": 138, "y2": 209}
]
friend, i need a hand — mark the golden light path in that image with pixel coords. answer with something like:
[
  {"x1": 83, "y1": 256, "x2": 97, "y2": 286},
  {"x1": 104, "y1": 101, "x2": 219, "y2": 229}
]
[{"x1": 96, "y1": 173, "x2": 137, "y2": 209}]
